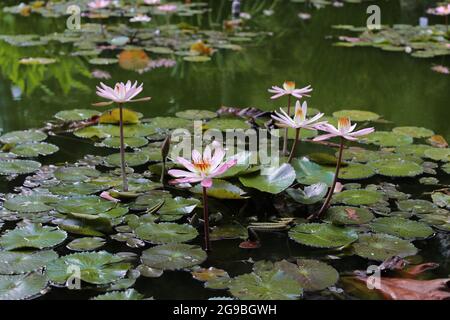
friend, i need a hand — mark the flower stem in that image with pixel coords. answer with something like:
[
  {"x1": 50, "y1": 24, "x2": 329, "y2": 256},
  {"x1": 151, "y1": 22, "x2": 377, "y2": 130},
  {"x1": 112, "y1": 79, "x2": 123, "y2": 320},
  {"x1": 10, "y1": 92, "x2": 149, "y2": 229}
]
[
  {"x1": 287, "y1": 128, "x2": 301, "y2": 164},
  {"x1": 282, "y1": 95, "x2": 291, "y2": 155},
  {"x1": 309, "y1": 137, "x2": 344, "y2": 220},
  {"x1": 202, "y1": 187, "x2": 211, "y2": 252},
  {"x1": 118, "y1": 104, "x2": 129, "y2": 192}
]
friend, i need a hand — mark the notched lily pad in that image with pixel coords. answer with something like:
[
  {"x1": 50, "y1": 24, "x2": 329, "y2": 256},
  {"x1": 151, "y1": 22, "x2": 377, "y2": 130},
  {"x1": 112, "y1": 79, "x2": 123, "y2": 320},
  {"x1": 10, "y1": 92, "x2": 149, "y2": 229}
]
[
  {"x1": 134, "y1": 223, "x2": 198, "y2": 244},
  {"x1": 332, "y1": 110, "x2": 380, "y2": 122},
  {"x1": 397, "y1": 199, "x2": 437, "y2": 214},
  {"x1": 392, "y1": 126, "x2": 434, "y2": 138},
  {"x1": 369, "y1": 217, "x2": 434, "y2": 239},
  {"x1": 239, "y1": 164, "x2": 296, "y2": 194},
  {"x1": 0, "y1": 250, "x2": 58, "y2": 275},
  {"x1": 353, "y1": 233, "x2": 418, "y2": 261},
  {"x1": 91, "y1": 289, "x2": 145, "y2": 300},
  {"x1": 10, "y1": 142, "x2": 59, "y2": 157},
  {"x1": 339, "y1": 163, "x2": 376, "y2": 180},
  {"x1": 0, "y1": 130, "x2": 47, "y2": 144},
  {"x1": 324, "y1": 206, "x2": 374, "y2": 225},
  {"x1": 0, "y1": 272, "x2": 48, "y2": 300},
  {"x1": 55, "y1": 109, "x2": 101, "y2": 122},
  {"x1": 0, "y1": 159, "x2": 41, "y2": 175},
  {"x1": 368, "y1": 159, "x2": 423, "y2": 177},
  {"x1": 288, "y1": 223, "x2": 358, "y2": 248},
  {"x1": 362, "y1": 131, "x2": 413, "y2": 147},
  {"x1": 66, "y1": 237, "x2": 106, "y2": 251},
  {"x1": 333, "y1": 189, "x2": 383, "y2": 206},
  {"x1": 0, "y1": 223, "x2": 67, "y2": 250},
  {"x1": 141, "y1": 243, "x2": 206, "y2": 271}
]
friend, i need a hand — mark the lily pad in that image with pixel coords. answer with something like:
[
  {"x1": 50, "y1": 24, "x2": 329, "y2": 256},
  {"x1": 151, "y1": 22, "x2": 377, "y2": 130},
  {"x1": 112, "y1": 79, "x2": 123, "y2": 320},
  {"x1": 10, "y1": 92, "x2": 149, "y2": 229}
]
[
  {"x1": 362, "y1": 131, "x2": 413, "y2": 147},
  {"x1": 392, "y1": 126, "x2": 434, "y2": 138},
  {"x1": 204, "y1": 118, "x2": 250, "y2": 131},
  {"x1": 210, "y1": 224, "x2": 248, "y2": 241},
  {"x1": 239, "y1": 164, "x2": 296, "y2": 194},
  {"x1": 104, "y1": 152, "x2": 149, "y2": 167},
  {"x1": 431, "y1": 193, "x2": 450, "y2": 209},
  {"x1": 368, "y1": 159, "x2": 424, "y2": 177},
  {"x1": 369, "y1": 217, "x2": 434, "y2": 239},
  {"x1": 49, "y1": 182, "x2": 105, "y2": 196},
  {"x1": 10, "y1": 142, "x2": 59, "y2": 157},
  {"x1": 292, "y1": 158, "x2": 334, "y2": 186},
  {"x1": 46, "y1": 251, "x2": 131, "y2": 285},
  {"x1": 191, "y1": 179, "x2": 247, "y2": 199},
  {"x1": 4, "y1": 195, "x2": 57, "y2": 213},
  {"x1": 397, "y1": 199, "x2": 437, "y2": 214},
  {"x1": 175, "y1": 109, "x2": 217, "y2": 120},
  {"x1": 288, "y1": 223, "x2": 358, "y2": 248},
  {"x1": 332, "y1": 110, "x2": 380, "y2": 122},
  {"x1": 92, "y1": 289, "x2": 145, "y2": 300},
  {"x1": 141, "y1": 244, "x2": 206, "y2": 270},
  {"x1": 339, "y1": 163, "x2": 376, "y2": 180},
  {"x1": 54, "y1": 196, "x2": 116, "y2": 215},
  {"x1": 353, "y1": 233, "x2": 418, "y2": 261},
  {"x1": 183, "y1": 55, "x2": 211, "y2": 62},
  {"x1": 0, "y1": 272, "x2": 48, "y2": 300},
  {"x1": 101, "y1": 137, "x2": 148, "y2": 149},
  {"x1": 0, "y1": 250, "x2": 58, "y2": 275},
  {"x1": 341, "y1": 148, "x2": 379, "y2": 163},
  {"x1": 0, "y1": 224, "x2": 67, "y2": 250},
  {"x1": 54, "y1": 166, "x2": 100, "y2": 182},
  {"x1": 134, "y1": 223, "x2": 198, "y2": 244},
  {"x1": 424, "y1": 148, "x2": 450, "y2": 162},
  {"x1": 0, "y1": 159, "x2": 41, "y2": 175},
  {"x1": 0, "y1": 130, "x2": 47, "y2": 144},
  {"x1": 333, "y1": 189, "x2": 383, "y2": 206},
  {"x1": 66, "y1": 237, "x2": 106, "y2": 251},
  {"x1": 324, "y1": 206, "x2": 374, "y2": 225},
  {"x1": 147, "y1": 117, "x2": 192, "y2": 130},
  {"x1": 286, "y1": 183, "x2": 328, "y2": 205},
  {"x1": 55, "y1": 109, "x2": 101, "y2": 122},
  {"x1": 395, "y1": 144, "x2": 433, "y2": 158}
]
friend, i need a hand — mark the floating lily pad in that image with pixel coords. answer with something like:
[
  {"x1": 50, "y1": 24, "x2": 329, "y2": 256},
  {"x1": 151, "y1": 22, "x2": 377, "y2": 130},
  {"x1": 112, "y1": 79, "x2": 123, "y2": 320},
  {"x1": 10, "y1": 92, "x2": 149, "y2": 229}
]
[
  {"x1": 395, "y1": 144, "x2": 433, "y2": 158},
  {"x1": 92, "y1": 289, "x2": 144, "y2": 300},
  {"x1": 0, "y1": 250, "x2": 58, "y2": 275},
  {"x1": 353, "y1": 233, "x2": 418, "y2": 261},
  {"x1": 292, "y1": 158, "x2": 334, "y2": 186},
  {"x1": 210, "y1": 224, "x2": 248, "y2": 241},
  {"x1": 104, "y1": 152, "x2": 149, "y2": 167},
  {"x1": 0, "y1": 159, "x2": 41, "y2": 175},
  {"x1": 424, "y1": 148, "x2": 450, "y2": 162},
  {"x1": 369, "y1": 217, "x2": 434, "y2": 239},
  {"x1": 340, "y1": 148, "x2": 379, "y2": 163},
  {"x1": 46, "y1": 251, "x2": 131, "y2": 285},
  {"x1": 431, "y1": 193, "x2": 450, "y2": 209},
  {"x1": 332, "y1": 110, "x2": 380, "y2": 122},
  {"x1": 75, "y1": 124, "x2": 156, "y2": 139},
  {"x1": 54, "y1": 166, "x2": 100, "y2": 182},
  {"x1": 141, "y1": 244, "x2": 206, "y2": 270},
  {"x1": 204, "y1": 118, "x2": 250, "y2": 131},
  {"x1": 54, "y1": 196, "x2": 116, "y2": 215},
  {"x1": 134, "y1": 223, "x2": 198, "y2": 244},
  {"x1": 157, "y1": 197, "x2": 200, "y2": 219},
  {"x1": 88, "y1": 58, "x2": 118, "y2": 65},
  {"x1": 339, "y1": 163, "x2": 376, "y2": 180},
  {"x1": 397, "y1": 199, "x2": 437, "y2": 214},
  {"x1": 4, "y1": 195, "x2": 57, "y2": 213},
  {"x1": 49, "y1": 182, "x2": 105, "y2": 196},
  {"x1": 0, "y1": 130, "x2": 47, "y2": 144},
  {"x1": 324, "y1": 206, "x2": 374, "y2": 225},
  {"x1": 66, "y1": 237, "x2": 106, "y2": 251},
  {"x1": 0, "y1": 224, "x2": 67, "y2": 250},
  {"x1": 10, "y1": 142, "x2": 59, "y2": 157},
  {"x1": 183, "y1": 55, "x2": 211, "y2": 62},
  {"x1": 392, "y1": 126, "x2": 434, "y2": 138},
  {"x1": 276, "y1": 259, "x2": 339, "y2": 291},
  {"x1": 0, "y1": 272, "x2": 48, "y2": 300},
  {"x1": 239, "y1": 164, "x2": 296, "y2": 194},
  {"x1": 191, "y1": 179, "x2": 247, "y2": 199},
  {"x1": 442, "y1": 163, "x2": 450, "y2": 174},
  {"x1": 288, "y1": 223, "x2": 358, "y2": 248},
  {"x1": 101, "y1": 137, "x2": 148, "y2": 149},
  {"x1": 362, "y1": 131, "x2": 413, "y2": 147},
  {"x1": 175, "y1": 109, "x2": 217, "y2": 120},
  {"x1": 148, "y1": 117, "x2": 192, "y2": 130},
  {"x1": 333, "y1": 189, "x2": 383, "y2": 206},
  {"x1": 368, "y1": 159, "x2": 423, "y2": 177},
  {"x1": 55, "y1": 109, "x2": 101, "y2": 122},
  {"x1": 286, "y1": 183, "x2": 327, "y2": 205}
]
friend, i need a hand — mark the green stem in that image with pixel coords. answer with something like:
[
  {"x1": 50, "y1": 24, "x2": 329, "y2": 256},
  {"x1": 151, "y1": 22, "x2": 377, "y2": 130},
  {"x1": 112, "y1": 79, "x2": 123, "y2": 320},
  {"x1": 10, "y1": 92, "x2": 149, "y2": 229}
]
[
  {"x1": 118, "y1": 104, "x2": 128, "y2": 192},
  {"x1": 287, "y1": 128, "x2": 301, "y2": 164},
  {"x1": 282, "y1": 95, "x2": 291, "y2": 155},
  {"x1": 202, "y1": 187, "x2": 211, "y2": 252},
  {"x1": 310, "y1": 137, "x2": 344, "y2": 220}
]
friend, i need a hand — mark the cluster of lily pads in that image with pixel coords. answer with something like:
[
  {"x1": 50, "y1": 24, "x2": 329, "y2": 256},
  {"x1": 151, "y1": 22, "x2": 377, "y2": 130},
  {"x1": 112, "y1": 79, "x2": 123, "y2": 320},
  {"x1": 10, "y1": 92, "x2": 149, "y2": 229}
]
[{"x1": 0, "y1": 75, "x2": 449, "y2": 299}]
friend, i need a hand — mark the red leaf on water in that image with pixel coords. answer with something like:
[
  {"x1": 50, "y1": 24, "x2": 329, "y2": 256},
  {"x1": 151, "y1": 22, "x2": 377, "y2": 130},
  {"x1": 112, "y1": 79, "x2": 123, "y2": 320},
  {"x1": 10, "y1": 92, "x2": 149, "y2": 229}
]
[{"x1": 239, "y1": 240, "x2": 261, "y2": 249}]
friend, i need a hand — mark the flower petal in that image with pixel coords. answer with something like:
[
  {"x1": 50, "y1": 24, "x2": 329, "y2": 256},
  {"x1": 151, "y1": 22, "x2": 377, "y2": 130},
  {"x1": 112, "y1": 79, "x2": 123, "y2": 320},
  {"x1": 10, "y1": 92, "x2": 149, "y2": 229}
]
[{"x1": 201, "y1": 178, "x2": 213, "y2": 188}]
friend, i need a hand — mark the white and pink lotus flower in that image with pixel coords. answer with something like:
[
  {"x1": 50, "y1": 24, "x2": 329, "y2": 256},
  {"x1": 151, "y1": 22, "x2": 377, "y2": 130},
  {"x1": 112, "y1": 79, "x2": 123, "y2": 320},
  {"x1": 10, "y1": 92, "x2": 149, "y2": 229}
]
[
  {"x1": 272, "y1": 100, "x2": 325, "y2": 130},
  {"x1": 94, "y1": 81, "x2": 151, "y2": 106},
  {"x1": 268, "y1": 81, "x2": 313, "y2": 100},
  {"x1": 314, "y1": 117, "x2": 375, "y2": 142},
  {"x1": 88, "y1": 0, "x2": 110, "y2": 10}
]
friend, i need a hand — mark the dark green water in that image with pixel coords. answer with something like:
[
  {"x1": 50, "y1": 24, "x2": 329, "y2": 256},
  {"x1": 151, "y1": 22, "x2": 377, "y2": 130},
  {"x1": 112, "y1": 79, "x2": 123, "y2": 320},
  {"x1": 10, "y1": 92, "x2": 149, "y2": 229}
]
[{"x1": 0, "y1": 0, "x2": 449, "y2": 300}]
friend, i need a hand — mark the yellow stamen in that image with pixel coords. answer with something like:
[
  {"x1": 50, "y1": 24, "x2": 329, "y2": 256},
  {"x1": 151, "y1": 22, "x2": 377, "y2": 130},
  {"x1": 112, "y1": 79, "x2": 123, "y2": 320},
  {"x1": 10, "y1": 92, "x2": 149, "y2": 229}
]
[
  {"x1": 338, "y1": 117, "x2": 351, "y2": 130},
  {"x1": 283, "y1": 81, "x2": 296, "y2": 91},
  {"x1": 194, "y1": 162, "x2": 211, "y2": 173}
]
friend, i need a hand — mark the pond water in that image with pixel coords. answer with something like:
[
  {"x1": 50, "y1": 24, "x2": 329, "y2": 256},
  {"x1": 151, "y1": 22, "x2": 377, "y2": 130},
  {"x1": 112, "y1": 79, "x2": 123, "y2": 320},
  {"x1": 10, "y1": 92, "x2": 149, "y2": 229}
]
[{"x1": 0, "y1": 0, "x2": 449, "y2": 300}]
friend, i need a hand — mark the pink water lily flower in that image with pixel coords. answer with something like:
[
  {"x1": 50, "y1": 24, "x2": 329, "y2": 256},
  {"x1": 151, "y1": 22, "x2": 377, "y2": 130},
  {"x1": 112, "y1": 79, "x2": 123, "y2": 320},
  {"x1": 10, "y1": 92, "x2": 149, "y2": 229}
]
[
  {"x1": 94, "y1": 81, "x2": 151, "y2": 106},
  {"x1": 314, "y1": 117, "x2": 375, "y2": 141},
  {"x1": 427, "y1": 4, "x2": 450, "y2": 16},
  {"x1": 130, "y1": 14, "x2": 151, "y2": 23},
  {"x1": 272, "y1": 100, "x2": 325, "y2": 130},
  {"x1": 268, "y1": 81, "x2": 313, "y2": 100},
  {"x1": 88, "y1": 0, "x2": 110, "y2": 9},
  {"x1": 157, "y1": 4, "x2": 178, "y2": 12},
  {"x1": 144, "y1": 0, "x2": 161, "y2": 4},
  {"x1": 168, "y1": 144, "x2": 237, "y2": 188}
]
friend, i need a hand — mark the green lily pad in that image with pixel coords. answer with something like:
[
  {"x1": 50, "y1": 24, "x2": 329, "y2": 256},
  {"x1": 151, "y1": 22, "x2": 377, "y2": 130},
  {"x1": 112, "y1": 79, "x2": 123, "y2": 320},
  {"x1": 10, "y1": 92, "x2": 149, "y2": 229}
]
[
  {"x1": 104, "y1": 152, "x2": 149, "y2": 167},
  {"x1": 0, "y1": 224, "x2": 67, "y2": 250},
  {"x1": 288, "y1": 223, "x2": 358, "y2": 248},
  {"x1": 424, "y1": 148, "x2": 450, "y2": 162},
  {"x1": 353, "y1": 233, "x2": 418, "y2": 261},
  {"x1": 392, "y1": 126, "x2": 434, "y2": 138},
  {"x1": 10, "y1": 142, "x2": 59, "y2": 157},
  {"x1": 368, "y1": 159, "x2": 424, "y2": 177},
  {"x1": 0, "y1": 250, "x2": 58, "y2": 275},
  {"x1": 134, "y1": 223, "x2": 198, "y2": 244},
  {"x1": 339, "y1": 163, "x2": 376, "y2": 180},
  {"x1": 49, "y1": 182, "x2": 105, "y2": 196},
  {"x1": 183, "y1": 55, "x2": 211, "y2": 62},
  {"x1": 286, "y1": 183, "x2": 328, "y2": 205},
  {"x1": 332, "y1": 110, "x2": 380, "y2": 122},
  {"x1": 46, "y1": 251, "x2": 131, "y2": 285},
  {"x1": 0, "y1": 272, "x2": 48, "y2": 300},
  {"x1": 74, "y1": 124, "x2": 156, "y2": 139},
  {"x1": 175, "y1": 109, "x2": 217, "y2": 120},
  {"x1": 333, "y1": 189, "x2": 383, "y2": 206},
  {"x1": 340, "y1": 148, "x2": 379, "y2": 163},
  {"x1": 92, "y1": 289, "x2": 145, "y2": 300},
  {"x1": 54, "y1": 166, "x2": 100, "y2": 182},
  {"x1": 88, "y1": 58, "x2": 118, "y2": 65},
  {"x1": 141, "y1": 244, "x2": 206, "y2": 271},
  {"x1": 204, "y1": 118, "x2": 250, "y2": 131},
  {"x1": 0, "y1": 159, "x2": 41, "y2": 175},
  {"x1": 361, "y1": 131, "x2": 413, "y2": 147},
  {"x1": 369, "y1": 217, "x2": 434, "y2": 239},
  {"x1": 54, "y1": 196, "x2": 116, "y2": 215},
  {"x1": 395, "y1": 144, "x2": 433, "y2": 158},
  {"x1": 292, "y1": 158, "x2": 334, "y2": 186},
  {"x1": 442, "y1": 163, "x2": 450, "y2": 174},
  {"x1": 0, "y1": 130, "x2": 47, "y2": 144},
  {"x1": 431, "y1": 193, "x2": 450, "y2": 209},
  {"x1": 210, "y1": 223, "x2": 248, "y2": 241},
  {"x1": 191, "y1": 179, "x2": 247, "y2": 199},
  {"x1": 148, "y1": 117, "x2": 192, "y2": 130},
  {"x1": 101, "y1": 137, "x2": 148, "y2": 149},
  {"x1": 276, "y1": 259, "x2": 339, "y2": 292},
  {"x1": 66, "y1": 237, "x2": 106, "y2": 251},
  {"x1": 324, "y1": 206, "x2": 374, "y2": 225},
  {"x1": 157, "y1": 197, "x2": 200, "y2": 218},
  {"x1": 55, "y1": 109, "x2": 101, "y2": 121},
  {"x1": 4, "y1": 195, "x2": 57, "y2": 213},
  {"x1": 239, "y1": 164, "x2": 296, "y2": 194},
  {"x1": 397, "y1": 199, "x2": 437, "y2": 214}
]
